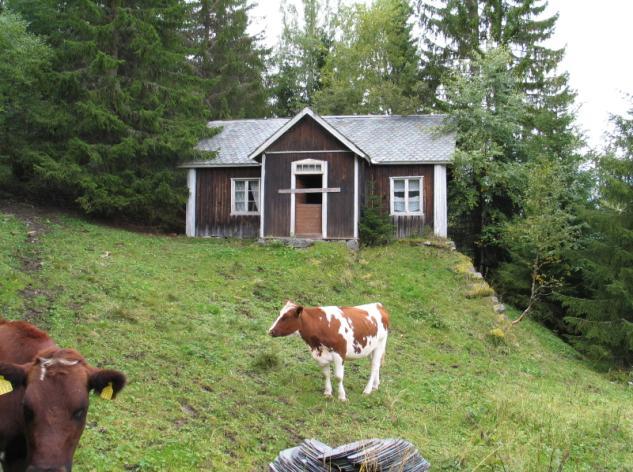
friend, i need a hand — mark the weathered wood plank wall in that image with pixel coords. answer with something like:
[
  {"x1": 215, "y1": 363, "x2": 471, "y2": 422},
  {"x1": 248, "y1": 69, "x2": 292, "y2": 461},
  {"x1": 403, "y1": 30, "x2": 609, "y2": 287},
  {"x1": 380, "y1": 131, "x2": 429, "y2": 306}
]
[
  {"x1": 267, "y1": 116, "x2": 348, "y2": 152},
  {"x1": 263, "y1": 152, "x2": 356, "y2": 238},
  {"x1": 195, "y1": 167, "x2": 260, "y2": 238},
  {"x1": 263, "y1": 117, "x2": 356, "y2": 239},
  {"x1": 365, "y1": 165, "x2": 435, "y2": 238}
]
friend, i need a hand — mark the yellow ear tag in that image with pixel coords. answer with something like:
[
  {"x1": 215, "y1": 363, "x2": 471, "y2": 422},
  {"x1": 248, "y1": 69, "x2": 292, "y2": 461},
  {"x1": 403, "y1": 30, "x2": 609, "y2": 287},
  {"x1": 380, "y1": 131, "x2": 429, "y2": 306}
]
[
  {"x1": 100, "y1": 382, "x2": 114, "y2": 400},
  {"x1": 0, "y1": 375, "x2": 13, "y2": 396}
]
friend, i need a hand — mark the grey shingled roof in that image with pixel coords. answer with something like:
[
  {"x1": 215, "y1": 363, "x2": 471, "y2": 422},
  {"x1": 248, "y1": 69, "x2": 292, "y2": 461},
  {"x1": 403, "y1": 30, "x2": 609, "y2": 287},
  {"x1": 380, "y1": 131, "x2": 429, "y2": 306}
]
[{"x1": 187, "y1": 112, "x2": 454, "y2": 167}]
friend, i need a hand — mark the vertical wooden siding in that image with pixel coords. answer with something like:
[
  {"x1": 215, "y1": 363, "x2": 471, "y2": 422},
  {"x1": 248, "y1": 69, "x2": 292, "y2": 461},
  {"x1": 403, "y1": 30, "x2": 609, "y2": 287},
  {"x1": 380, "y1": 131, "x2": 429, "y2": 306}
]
[
  {"x1": 196, "y1": 167, "x2": 261, "y2": 238},
  {"x1": 267, "y1": 116, "x2": 348, "y2": 152},
  {"x1": 263, "y1": 152, "x2": 356, "y2": 238},
  {"x1": 365, "y1": 165, "x2": 435, "y2": 238}
]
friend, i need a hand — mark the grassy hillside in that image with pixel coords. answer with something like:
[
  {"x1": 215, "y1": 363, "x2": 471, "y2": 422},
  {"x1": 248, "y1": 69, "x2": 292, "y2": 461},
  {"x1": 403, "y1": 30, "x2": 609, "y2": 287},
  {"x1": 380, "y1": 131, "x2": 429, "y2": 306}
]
[{"x1": 1, "y1": 207, "x2": 632, "y2": 471}]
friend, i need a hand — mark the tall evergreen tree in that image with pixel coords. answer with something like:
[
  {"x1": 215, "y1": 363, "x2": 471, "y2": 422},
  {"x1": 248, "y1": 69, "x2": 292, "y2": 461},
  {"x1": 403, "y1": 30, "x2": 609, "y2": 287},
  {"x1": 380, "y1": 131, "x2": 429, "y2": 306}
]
[
  {"x1": 418, "y1": 0, "x2": 582, "y2": 270},
  {"x1": 561, "y1": 104, "x2": 633, "y2": 364},
  {"x1": 417, "y1": 0, "x2": 569, "y2": 112},
  {"x1": 268, "y1": 0, "x2": 333, "y2": 116},
  {"x1": 314, "y1": 0, "x2": 422, "y2": 115},
  {"x1": 189, "y1": 0, "x2": 269, "y2": 119},
  {"x1": 7, "y1": 0, "x2": 209, "y2": 227},
  {"x1": 0, "y1": 10, "x2": 53, "y2": 194},
  {"x1": 445, "y1": 48, "x2": 528, "y2": 272}
]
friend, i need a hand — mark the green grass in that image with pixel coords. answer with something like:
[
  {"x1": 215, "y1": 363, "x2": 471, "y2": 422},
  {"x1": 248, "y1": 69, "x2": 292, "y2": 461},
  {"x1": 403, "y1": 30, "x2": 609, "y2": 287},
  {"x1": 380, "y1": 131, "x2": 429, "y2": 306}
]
[{"x1": 1, "y1": 211, "x2": 632, "y2": 471}]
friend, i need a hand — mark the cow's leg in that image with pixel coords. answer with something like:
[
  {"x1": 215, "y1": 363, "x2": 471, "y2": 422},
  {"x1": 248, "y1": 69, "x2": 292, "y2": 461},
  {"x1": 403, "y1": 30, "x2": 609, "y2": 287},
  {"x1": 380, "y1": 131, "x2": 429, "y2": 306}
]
[
  {"x1": 321, "y1": 362, "x2": 332, "y2": 397},
  {"x1": 332, "y1": 354, "x2": 347, "y2": 401},
  {"x1": 364, "y1": 338, "x2": 387, "y2": 394}
]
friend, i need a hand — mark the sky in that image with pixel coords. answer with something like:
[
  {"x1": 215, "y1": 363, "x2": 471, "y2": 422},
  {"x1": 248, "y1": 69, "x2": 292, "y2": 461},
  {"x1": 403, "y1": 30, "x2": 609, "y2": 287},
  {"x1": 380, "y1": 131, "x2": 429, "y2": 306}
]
[{"x1": 250, "y1": 0, "x2": 633, "y2": 149}]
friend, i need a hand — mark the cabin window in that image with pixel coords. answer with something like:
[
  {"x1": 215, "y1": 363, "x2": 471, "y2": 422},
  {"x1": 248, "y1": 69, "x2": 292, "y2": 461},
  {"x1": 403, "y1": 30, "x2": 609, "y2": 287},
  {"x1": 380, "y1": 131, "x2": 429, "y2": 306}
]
[
  {"x1": 295, "y1": 163, "x2": 323, "y2": 173},
  {"x1": 390, "y1": 177, "x2": 423, "y2": 215},
  {"x1": 231, "y1": 178, "x2": 260, "y2": 215},
  {"x1": 292, "y1": 159, "x2": 325, "y2": 175}
]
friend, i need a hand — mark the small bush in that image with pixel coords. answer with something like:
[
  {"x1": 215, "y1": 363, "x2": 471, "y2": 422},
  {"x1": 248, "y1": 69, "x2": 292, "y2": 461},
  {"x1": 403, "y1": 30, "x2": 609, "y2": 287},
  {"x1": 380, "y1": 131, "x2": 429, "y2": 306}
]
[{"x1": 359, "y1": 184, "x2": 394, "y2": 247}]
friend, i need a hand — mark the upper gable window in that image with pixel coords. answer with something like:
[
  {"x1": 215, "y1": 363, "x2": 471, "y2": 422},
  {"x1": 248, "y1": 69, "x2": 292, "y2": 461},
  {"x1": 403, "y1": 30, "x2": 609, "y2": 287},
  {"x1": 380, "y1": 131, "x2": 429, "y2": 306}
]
[
  {"x1": 390, "y1": 177, "x2": 423, "y2": 216},
  {"x1": 295, "y1": 163, "x2": 322, "y2": 173},
  {"x1": 292, "y1": 159, "x2": 326, "y2": 175}
]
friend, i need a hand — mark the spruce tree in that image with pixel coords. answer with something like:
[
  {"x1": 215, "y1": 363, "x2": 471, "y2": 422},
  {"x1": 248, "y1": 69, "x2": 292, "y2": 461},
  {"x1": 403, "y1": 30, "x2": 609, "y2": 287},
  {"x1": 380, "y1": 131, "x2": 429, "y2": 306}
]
[
  {"x1": 561, "y1": 105, "x2": 633, "y2": 364},
  {"x1": 189, "y1": 0, "x2": 269, "y2": 119},
  {"x1": 418, "y1": 0, "x2": 583, "y2": 271},
  {"x1": 8, "y1": 0, "x2": 209, "y2": 228},
  {"x1": 445, "y1": 48, "x2": 529, "y2": 272},
  {"x1": 0, "y1": 10, "x2": 53, "y2": 194},
  {"x1": 418, "y1": 0, "x2": 569, "y2": 112}
]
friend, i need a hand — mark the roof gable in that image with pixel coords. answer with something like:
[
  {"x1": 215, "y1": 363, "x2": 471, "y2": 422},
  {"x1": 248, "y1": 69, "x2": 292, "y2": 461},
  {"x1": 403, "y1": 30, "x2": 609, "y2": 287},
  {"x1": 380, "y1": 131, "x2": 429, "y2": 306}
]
[{"x1": 247, "y1": 108, "x2": 368, "y2": 161}]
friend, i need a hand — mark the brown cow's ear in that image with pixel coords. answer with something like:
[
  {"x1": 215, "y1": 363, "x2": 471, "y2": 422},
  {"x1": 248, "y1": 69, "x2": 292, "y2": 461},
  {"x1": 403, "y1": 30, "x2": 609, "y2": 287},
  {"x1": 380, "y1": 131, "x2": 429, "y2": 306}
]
[
  {"x1": 0, "y1": 362, "x2": 28, "y2": 389},
  {"x1": 88, "y1": 368, "x2": 126, "y2": 400},
  {"x1": 295, "y1": 306, "x2": 303, "y2": 317}
]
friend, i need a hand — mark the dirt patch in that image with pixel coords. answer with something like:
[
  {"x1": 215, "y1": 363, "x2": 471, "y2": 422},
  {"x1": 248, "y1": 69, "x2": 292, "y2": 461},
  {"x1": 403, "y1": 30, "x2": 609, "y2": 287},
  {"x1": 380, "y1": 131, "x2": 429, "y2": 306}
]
[
  {"x1": 0, "y1": 199, "x2": 62, "y2": 325},
  {"x1": 0, "y1": 200, "x2": 59, "y2": 273},
  {"x1": 0, "y1": 199, "x2": 62, "y2": 235},
  {"x1": 18, "y1": 285, "x2": 57, "y2": 328}
]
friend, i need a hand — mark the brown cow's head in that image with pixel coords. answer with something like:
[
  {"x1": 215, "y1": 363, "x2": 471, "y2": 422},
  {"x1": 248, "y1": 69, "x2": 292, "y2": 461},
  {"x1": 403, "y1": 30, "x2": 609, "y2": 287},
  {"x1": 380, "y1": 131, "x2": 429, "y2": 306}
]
[
  {"x1": 0, "y1": 348, "x2": 125, "y2": 471},
  {"x1": 268, "y1": 300, "x2": 303, "y2": 337}
]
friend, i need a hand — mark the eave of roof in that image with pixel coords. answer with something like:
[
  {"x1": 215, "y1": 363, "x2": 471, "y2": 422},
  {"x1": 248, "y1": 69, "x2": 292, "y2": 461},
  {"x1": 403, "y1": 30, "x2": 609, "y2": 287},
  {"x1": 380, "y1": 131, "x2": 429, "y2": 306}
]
[{"x1": 179, "y1": 161, "x2": 260, "y2": 169}]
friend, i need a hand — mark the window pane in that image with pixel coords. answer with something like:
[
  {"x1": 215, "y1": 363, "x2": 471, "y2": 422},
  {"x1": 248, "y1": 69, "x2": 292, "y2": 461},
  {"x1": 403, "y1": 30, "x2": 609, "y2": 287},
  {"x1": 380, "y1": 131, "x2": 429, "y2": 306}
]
[
  {"x1": 235, "y1": 201, "x2": 246, "y2": 212},
  {"x1": 248, "y1": 181, "x2": 260, "y2": 212},
  {"x1": 235, "y1": 180, "x2": 245, "y2": 191},
  {"x1": 235, "y1": 190, "x2": 245, "y2": 202},
  {"x1": 408, "y1": 179, "x2": 419, "y2": 192},
  {"x1": 409, "y1": 196, "x2": 420, "y2": 212},
  {"x1": 392, "y1": 179, "x2": 405, "y2": 213}
]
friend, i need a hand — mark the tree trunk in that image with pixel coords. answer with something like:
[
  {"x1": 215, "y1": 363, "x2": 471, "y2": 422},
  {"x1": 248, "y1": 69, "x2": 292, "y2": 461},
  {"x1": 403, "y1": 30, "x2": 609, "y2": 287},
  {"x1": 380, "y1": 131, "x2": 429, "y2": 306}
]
[{"x1": 512, "y1": 259, "x2": 540, "y2": 325}]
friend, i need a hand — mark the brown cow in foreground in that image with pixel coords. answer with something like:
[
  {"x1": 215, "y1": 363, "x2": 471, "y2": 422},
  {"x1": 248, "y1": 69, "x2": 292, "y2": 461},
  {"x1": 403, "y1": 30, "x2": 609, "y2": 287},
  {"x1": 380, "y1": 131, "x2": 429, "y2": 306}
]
[
  {"x1": 269, "y1": 301, "x2": 390, "y2": 401},
  {"x1": 0, "y1": 319, "x2": 126, "y2": 472}
]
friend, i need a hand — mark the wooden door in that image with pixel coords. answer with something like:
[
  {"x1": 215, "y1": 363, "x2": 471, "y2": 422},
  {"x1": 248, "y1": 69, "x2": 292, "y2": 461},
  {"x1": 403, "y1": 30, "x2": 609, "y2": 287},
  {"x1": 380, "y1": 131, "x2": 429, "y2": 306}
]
[
  {"x1": 295, "y1": 204, "x2": 322, "y2": 237},
  {"x1": 295, "y1": 174, "x2": 323, "y2": 238}
]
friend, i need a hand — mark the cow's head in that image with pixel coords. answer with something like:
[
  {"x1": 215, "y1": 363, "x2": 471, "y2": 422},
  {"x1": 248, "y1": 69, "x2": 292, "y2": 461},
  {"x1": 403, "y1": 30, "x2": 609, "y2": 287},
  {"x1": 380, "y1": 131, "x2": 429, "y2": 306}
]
[
  {"x1": 268, "y1": 300, "x2": 303, "y2": 337},
  {"x1": 0, "y1": 348, "x2": 126, "y2": 471}
]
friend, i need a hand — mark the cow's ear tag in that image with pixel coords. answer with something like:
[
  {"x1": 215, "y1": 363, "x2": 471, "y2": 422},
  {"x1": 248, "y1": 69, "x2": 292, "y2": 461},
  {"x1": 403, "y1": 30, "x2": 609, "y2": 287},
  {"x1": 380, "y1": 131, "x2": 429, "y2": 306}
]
[
  {"x1": 100, "y1": 382, "x2": 113, "y2": 400},
  {"x1": 0, "y1": 375, "x2": 13, "y2": 396}
]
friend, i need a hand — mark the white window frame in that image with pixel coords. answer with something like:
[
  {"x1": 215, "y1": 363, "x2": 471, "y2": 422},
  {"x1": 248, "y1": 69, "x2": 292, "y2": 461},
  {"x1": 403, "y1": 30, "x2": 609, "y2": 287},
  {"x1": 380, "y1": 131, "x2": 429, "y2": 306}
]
[
  {"x1": 390, "y1": 176, "x2": 424, "y2": 216},
  {"x1": 231, "y1": 178, "x2": 261, "y2": 216}
]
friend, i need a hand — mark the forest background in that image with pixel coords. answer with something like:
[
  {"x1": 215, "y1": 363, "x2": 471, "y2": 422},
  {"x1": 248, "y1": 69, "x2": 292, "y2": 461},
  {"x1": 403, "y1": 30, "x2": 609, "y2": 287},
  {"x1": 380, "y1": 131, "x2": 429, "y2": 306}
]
[{"x1": 0, "y1": 0, "x2": 631, "y2": 367}]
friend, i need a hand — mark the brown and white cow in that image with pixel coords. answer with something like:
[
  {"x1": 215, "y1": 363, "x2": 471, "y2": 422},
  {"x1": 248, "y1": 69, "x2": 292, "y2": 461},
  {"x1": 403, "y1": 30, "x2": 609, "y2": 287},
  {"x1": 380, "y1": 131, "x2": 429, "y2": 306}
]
[
  {"x1": 0, "y1": 319, "x2": 126, "y2": 472},
  {"x1": 268, "y1": 301, "x2": 390, "y2": 401}
]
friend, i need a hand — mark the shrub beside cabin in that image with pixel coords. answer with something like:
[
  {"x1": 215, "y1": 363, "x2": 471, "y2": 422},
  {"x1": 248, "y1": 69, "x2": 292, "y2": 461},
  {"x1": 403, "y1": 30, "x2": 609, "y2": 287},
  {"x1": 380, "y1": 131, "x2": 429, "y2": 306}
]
[{"x1": 182, "y1": 108, "x2": 455, "y2": 240}]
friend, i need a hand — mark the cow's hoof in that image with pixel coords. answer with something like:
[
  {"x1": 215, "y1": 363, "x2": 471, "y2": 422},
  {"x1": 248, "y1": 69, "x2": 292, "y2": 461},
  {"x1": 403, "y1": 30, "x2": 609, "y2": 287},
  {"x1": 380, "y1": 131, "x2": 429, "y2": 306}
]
[
  {"x1": 338, "y1": 396, "x2": 348, "y2": 402},
  {"x1": 324, "y1": 391, "x2": 332, "y2": 397},
  {"x1": 362, "y1": 389, "x2": 372, "y2": 395}
]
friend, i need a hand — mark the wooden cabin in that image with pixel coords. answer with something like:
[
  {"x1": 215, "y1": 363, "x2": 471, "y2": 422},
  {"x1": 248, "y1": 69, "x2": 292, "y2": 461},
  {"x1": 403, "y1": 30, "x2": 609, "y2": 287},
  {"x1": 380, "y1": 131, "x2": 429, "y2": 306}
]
[{"x1": 182, "y1": 108, "x2": 455, "y2": 240}]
